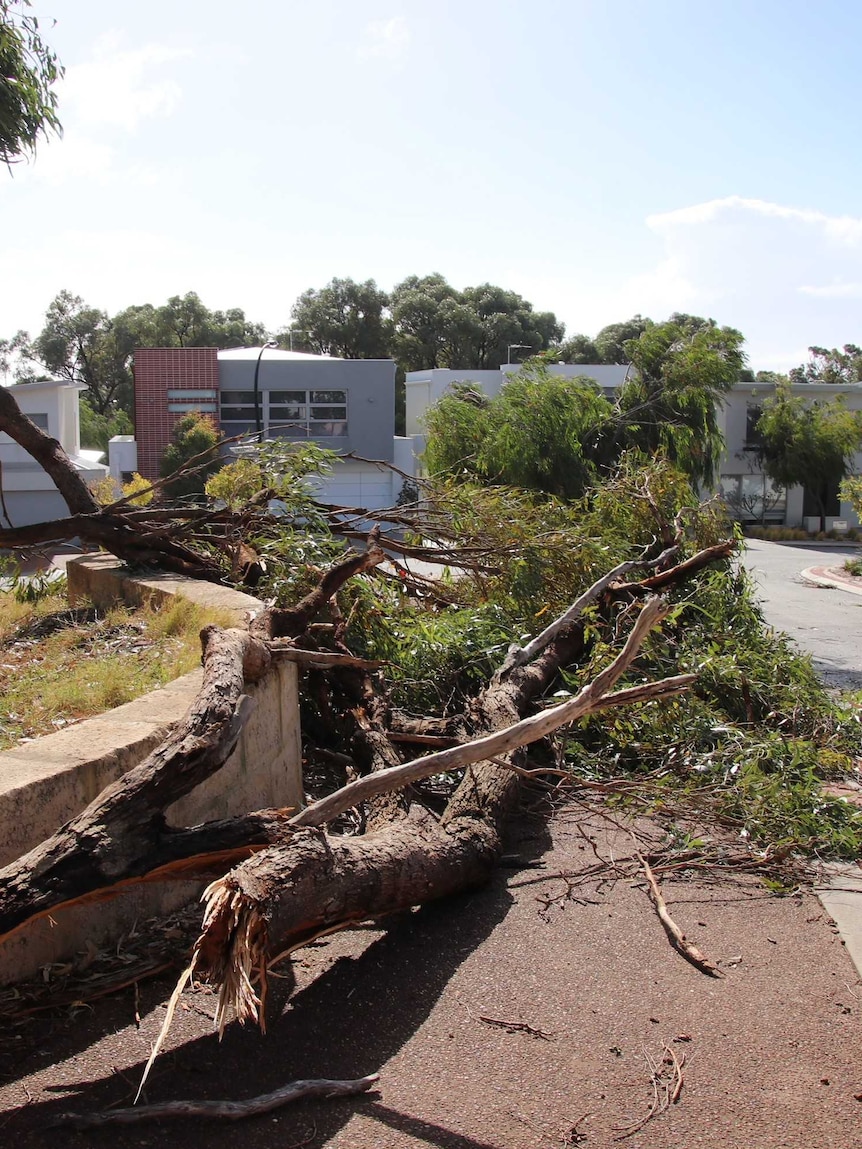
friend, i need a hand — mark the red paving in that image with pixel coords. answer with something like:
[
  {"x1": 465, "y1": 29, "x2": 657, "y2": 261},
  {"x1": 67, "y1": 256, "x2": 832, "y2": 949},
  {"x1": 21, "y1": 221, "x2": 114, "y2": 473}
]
[{"x1": 1, "y1": 807, "x2": 861, "y2": 1148}]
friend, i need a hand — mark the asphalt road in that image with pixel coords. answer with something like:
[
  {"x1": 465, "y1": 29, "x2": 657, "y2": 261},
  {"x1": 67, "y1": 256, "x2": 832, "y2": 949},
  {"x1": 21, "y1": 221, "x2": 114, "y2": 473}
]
[{"x1": 740, "y1": 538, "x2": 862, "y2": 690}]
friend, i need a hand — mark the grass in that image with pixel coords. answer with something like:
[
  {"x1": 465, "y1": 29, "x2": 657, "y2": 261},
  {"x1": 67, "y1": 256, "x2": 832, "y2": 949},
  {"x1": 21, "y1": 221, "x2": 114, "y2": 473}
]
[{"x1": 0, "y1": 592, "x2": 236, "y2": 751}]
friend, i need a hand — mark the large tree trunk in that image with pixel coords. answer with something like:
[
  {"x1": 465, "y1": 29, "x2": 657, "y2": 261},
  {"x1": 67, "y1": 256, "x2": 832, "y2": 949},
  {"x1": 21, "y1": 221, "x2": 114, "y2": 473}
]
[{"x1": 0, "y1": 627, "x2": 275, "y2": 942}]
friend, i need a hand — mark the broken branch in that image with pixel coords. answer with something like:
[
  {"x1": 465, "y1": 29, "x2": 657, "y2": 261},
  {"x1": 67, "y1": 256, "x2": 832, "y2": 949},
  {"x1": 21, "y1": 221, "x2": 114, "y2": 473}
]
[{"x1": 637, "y1": 852, "x2": 723, "y2": 978}]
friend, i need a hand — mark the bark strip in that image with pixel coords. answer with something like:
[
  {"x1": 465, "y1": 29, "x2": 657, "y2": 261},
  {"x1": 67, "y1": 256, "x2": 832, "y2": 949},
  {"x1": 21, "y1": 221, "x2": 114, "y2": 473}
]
[{"x1": 53, "y1": 1075, "x2": 380, "y2": 1128}]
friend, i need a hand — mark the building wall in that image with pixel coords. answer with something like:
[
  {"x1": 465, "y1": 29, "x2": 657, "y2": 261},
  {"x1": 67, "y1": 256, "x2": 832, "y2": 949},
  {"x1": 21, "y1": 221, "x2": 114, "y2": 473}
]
[
  {"x1": 218, "y1": 356, "x2": 396, "y2": 460},
  {"x1": 718, "y1": 382, "x2": 862, "y2": 528},
  {"x1": 0, "y1": 380, "x2": 108, "y2": 526},
  {"x1": 134, "y1": 348, "x2": 219, "y2": 479}
]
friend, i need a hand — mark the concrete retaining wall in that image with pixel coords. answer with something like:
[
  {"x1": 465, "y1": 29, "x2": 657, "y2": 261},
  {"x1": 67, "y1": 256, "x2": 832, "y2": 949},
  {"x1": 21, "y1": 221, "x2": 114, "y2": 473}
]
[{"x1": 0, "y1": 556, "x2": 303, "y2": 985}]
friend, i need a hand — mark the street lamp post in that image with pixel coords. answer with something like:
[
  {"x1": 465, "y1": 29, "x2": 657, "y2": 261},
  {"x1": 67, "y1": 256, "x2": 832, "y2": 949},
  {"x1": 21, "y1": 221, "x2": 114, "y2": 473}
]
[
  {"x1": 506, "y1": 343, "x2": 531, "y2": 365},
  {"x1": 253, "y1": 340, "x2": 278, "y2": 438}
]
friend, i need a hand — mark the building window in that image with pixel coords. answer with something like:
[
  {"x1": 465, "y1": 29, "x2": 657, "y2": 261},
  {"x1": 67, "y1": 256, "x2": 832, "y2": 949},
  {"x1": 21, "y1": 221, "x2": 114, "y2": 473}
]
[
  {"x1": 167, "y1": 389, "x2": 217, "y2": 400},
  {"x1": 168, "y1": 402, "x2": 217, "y2": 413},
  {"x1": 220, "y1": 389, "x2": 348, "y2": 438},
  {"x1": 744, "y1": 405, "x2": 764, "y2": 450},
  {"x1": 719, "y1": 473, "x2": 786, "y2": 521},
  {"x1": 29, "y1": 413, "x2": 49, "y2": 430}
]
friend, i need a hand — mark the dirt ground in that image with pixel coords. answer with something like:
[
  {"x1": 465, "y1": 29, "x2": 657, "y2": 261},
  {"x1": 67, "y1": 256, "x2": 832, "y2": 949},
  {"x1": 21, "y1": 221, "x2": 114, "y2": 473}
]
[{"x1": 1, "y1": 804, "x2": 861, "y2": 1149}]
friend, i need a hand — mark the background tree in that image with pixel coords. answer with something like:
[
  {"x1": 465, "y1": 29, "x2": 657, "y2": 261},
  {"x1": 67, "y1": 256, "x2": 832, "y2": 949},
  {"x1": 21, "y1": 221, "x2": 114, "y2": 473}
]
[
  {"x1": 616, "y1": 317, "x2": 746, "y2": 487},
  {"x1": 159, "y1": 412, "x2": 222, "y2": 499},
  {"x1": 756, "y1": 384, "x2": 862, "y2": 531},
  {"x1": 594, "y1": 315, "x2": 652, "y2": 363},
  {"x1": 7, "y1": 290, "x2": 268, "y2": 437},
  {"x1": 0, "y1": 0, "x2": 62, "y2": 167},
  {"x1": 790, "y1": 345, "x2": 862, "y2": 386},
  {"x1": 558, "y1": 316, "x2": 652, "y2": 365},
  {"x1": 388, "y1": 273, "x2": 563, "y2": 371},
  {"x1": 286, "y1": 277, "x2": 391, "y2": 358}
]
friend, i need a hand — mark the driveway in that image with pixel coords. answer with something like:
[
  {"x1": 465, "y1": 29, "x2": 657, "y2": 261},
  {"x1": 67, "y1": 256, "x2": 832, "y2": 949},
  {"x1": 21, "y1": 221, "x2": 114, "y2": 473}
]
[{"x1": 739, "y1": 538, "x2": 862, "y2": 690}]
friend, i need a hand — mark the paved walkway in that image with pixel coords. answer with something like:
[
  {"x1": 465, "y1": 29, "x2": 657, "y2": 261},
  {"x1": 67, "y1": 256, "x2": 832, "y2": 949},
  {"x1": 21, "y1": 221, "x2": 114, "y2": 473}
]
[{"x1": 1, "y1": 809, "x2": 861, "y2": 1148}]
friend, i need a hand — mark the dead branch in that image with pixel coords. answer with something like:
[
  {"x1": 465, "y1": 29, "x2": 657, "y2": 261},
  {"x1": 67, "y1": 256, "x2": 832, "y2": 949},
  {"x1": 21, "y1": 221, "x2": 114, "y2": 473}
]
[
  {"x1": 256, "y1": 533, "x2": 386, "y2": 639},
  {"x1": 612, "y1": 1044, "x2": 685, "y2": 1141},
  {"x1": 290, "y1": 599, "x2": 682, "y2": 829},
  {"x1": 51, "y1": 1074, "x2": 380, "y2": 1128},
  {"x1": 268, "y1": 644, "x2": 383, "y2": 671},
  {"x1": 637, "y1": 853, "x2": 724, "y2": 978}
]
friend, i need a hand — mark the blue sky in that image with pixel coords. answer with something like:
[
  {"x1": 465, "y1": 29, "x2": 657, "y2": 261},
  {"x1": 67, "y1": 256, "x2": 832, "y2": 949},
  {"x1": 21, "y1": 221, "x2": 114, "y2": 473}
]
[{"x1": 3, "y1": 0, "x2": 862, "y2": 371}]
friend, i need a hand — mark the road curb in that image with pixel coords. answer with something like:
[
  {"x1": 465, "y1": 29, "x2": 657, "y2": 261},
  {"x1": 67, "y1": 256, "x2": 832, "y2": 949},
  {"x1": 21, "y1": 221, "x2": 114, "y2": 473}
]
[
  {"x1": 817, "y1": 864, "x2": 862, "y2": 978},
  {"x1": 800, "y1": 567, "x2": 862, "y2": 598}
]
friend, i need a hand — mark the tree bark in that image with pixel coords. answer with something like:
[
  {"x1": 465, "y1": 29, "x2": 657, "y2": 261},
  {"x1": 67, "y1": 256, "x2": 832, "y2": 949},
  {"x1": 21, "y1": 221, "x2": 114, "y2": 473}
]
[{"x1": 0, "y1": 627, "x2": 274, "y2": 942}]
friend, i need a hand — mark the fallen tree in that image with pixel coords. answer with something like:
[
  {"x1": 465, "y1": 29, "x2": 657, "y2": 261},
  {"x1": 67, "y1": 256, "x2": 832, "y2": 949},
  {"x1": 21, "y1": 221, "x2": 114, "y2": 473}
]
[{"x1": 3, "y1": 381, "x2": 856, "y2": 1056}]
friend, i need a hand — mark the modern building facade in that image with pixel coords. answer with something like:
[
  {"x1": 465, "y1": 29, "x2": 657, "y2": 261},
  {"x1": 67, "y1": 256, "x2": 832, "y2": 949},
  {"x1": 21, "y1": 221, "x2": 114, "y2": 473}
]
[{"x1": 134, "y1": 347, "x2": 411, "y2": 509}]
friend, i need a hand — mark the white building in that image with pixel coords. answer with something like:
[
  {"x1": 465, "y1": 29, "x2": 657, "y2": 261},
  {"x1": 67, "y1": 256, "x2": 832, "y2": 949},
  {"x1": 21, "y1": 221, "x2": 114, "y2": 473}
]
[{"x1": 0, "y1": 380, "x2": 109, "y2": 527}]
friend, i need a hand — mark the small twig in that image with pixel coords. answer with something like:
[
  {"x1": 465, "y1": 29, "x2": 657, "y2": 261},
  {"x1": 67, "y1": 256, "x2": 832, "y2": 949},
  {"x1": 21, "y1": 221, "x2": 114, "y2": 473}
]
[
  {"x1": 469, "y1": 1005, "x2": 554, "y2": 1040},
  {"x1": 637, "y1": 853, "x2": 724, "y2": 978},
  {"x1": 51, "y1": 1075, "x2": 380, "y2": 1128},
  {"x1": 612, "y1": 1043, "x2": 685, "y2": 1140}
]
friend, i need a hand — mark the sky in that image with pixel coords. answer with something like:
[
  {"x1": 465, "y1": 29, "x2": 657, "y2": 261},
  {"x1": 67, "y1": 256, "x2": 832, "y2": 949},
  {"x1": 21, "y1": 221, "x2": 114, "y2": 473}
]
[{"x1": 3, "y1": 0, "x2": 862, "y2": 372}]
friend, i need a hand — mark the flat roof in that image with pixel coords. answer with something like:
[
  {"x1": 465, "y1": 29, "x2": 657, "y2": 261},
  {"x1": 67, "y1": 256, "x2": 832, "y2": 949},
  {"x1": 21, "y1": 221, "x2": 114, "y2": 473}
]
[{"x1": 217, "y1": 347, "x2": 342, "y2": 362}]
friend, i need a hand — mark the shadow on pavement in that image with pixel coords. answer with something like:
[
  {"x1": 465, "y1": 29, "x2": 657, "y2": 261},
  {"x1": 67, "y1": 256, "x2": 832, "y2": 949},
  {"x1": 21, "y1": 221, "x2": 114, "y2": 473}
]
[{"x1": 0, "y1": 822, "x2": 551, "y2": 1148}]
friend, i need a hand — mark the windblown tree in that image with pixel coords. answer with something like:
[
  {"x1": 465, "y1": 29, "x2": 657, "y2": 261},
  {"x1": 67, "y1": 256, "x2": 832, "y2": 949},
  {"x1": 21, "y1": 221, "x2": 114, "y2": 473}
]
[
  {"x1": 424, "y1": 365, "x2": 615, "y2": 499},
  {"x1": 756, "y1": 382, "x2": 862, "y2": 531},
  {"x1": 0, "y1": 375, "x2": 859, "y2": 1089},
  {"x1": 0, "y1": 0, "x2": 62, "y2": 167},
  {"x1": 790, "y1": 344, "x2": 862, "y2": 386},
  {"x1": 616, "y1": 317, "x2": 746, "y2": 488}
]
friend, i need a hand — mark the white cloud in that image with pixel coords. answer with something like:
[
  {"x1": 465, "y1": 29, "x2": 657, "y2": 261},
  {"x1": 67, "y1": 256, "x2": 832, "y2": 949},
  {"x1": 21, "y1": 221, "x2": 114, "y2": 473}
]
[
  {"x1": 798, "y1": 282, "x2": 862, "y2": 299},
  {"x1": 357, "y1": 17, "x2": 410, "y2": 63},
  {"x1": 617, "y1": 196, "x2": 862, "y2": 368},
  {"x1": 63, "y1": 33, "x2": 190, "y2": 132}
]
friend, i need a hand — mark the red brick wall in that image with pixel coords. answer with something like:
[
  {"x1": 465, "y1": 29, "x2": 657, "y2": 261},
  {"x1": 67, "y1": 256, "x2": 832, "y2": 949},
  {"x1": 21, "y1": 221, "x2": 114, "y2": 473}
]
[{"x1": 134, "y1": 348, "x2": 219, "y2": 479}]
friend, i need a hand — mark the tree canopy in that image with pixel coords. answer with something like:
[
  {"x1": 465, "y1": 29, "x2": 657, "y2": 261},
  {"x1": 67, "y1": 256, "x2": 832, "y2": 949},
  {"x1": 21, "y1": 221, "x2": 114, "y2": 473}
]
[
  {"x1": 7, "y1": 291, "x2": 267, "y2": 424},
  {"x1": 0, "y1": 0, "x2": 62, "y2": 167},
  {"x1": 423, "y1": 365, "x2": 615, "y2": 499},
  {"x1": 790, "y1": 345, "x2": 862, "y2": 386},
  {"x1": 287, "y1": 277, "x2": 391, "y2": 359},
  {"x1": 159, "y1": 411, "x2": 222, "y2": 498},
  {"x1": 615, "y1": 318, "x2": 746, "y2": 488}
]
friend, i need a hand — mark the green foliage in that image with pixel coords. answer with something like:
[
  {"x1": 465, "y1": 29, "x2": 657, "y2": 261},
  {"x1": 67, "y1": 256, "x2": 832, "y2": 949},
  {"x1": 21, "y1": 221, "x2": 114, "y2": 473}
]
[
  {"x1": 757, "y1": 384, "x2": 862, "y2": 528},
  {"x1": 79, "y1": 395, "x2": 133, "y2": 453},
  {"x1": 205, "y1": 458, "x2": 266, "y2": 509},
  {"x1": 159, "y1": 412, "x2": 222, "y2": 498},
  {"x1": 0, "y1": 0, "x2": 62, "y2": 166},
  {"x1": 617, "y1": 318, "x2": 746, "y2": 487},
  {"x1": 790, "y1": 344, "x2": 862, "y2": 386},
  {"x1": 287, "y1": 277, "x2": 391, "y2": 358},
  {"x1": 424, "y1": 363, "x2": 615, "y2": 499},
  {"x1": 839, "y1": 475, "x2": 862, "y2": 520},
  {"x1": 121, "y1": 472, "x2": 154, "y2": 506},
  {"x1": 10, "y1": 290, "x2": 268, "y2": 420},
  {"x1": 389, "y1": 274, "x2": 564, "y2": 371}
]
